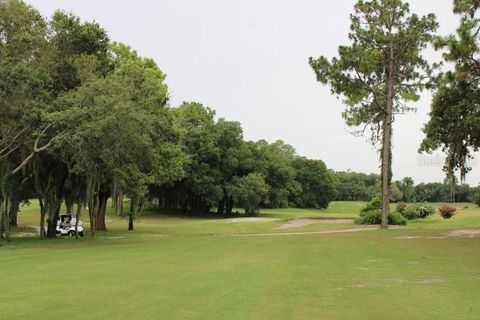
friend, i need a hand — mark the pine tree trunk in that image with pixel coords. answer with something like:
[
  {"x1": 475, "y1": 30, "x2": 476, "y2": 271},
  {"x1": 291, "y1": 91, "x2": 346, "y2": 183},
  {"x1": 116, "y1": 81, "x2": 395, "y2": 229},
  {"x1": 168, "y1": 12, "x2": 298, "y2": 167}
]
[{"x1": 381, "y1": 42, "x2": 395, "y2": 230}]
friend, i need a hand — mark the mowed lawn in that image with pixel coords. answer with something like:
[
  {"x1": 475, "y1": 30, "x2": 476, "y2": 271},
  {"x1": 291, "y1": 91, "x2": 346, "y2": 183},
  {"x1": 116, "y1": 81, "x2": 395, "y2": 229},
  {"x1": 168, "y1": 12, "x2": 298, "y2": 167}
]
[{"x1": 1, "y1": 202, "x2": 480, "y2": 320}]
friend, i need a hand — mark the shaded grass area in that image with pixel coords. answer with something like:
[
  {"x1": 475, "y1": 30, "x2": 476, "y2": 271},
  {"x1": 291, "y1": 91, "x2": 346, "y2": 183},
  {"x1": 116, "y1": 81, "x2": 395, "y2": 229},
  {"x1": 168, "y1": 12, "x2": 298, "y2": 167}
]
[{"x1": 1, "y1": 201, "x2": 480, "y2": 320}]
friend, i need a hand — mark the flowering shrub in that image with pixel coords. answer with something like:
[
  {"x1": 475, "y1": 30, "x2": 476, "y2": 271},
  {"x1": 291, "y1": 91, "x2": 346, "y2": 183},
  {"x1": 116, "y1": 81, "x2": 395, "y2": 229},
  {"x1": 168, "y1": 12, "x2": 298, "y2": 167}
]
[
  {"x1": 417, "y1": 204, "x2": 435, "y2": 219},
  {"x1": 438, "y1": 205, "x2": 456, "y2": 219},
  {"x1": 401, "y1": 203, "x2": 435, "y2": 220}
]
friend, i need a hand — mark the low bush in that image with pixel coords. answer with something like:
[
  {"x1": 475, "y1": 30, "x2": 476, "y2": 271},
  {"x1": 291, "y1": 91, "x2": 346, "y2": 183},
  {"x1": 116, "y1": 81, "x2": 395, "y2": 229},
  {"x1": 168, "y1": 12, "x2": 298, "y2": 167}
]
[
  {"x1": 355, "y1": 210, "x2": 407, "y2": 225},
  {"x1": 396, "y1": 203, "x2": 407, "y2": 215},
  {"x1": 438, "y1": 205, "x2": 456, "y2": 219},
  {"x1": 401, "y1": 203, "x2": 435, "y2": 220},
  {"x1": 402, "y1": 204, "x2": 418, "y2": 220},
  {"x1": 356, "y1": 198, "x2": 407, "y2": 225},
  {"x1": 360, "y1": 197, "x2": 382, "y2": 213},
  {"x1": 417, "y1": 204, "x2": 435, "y2": 219}
]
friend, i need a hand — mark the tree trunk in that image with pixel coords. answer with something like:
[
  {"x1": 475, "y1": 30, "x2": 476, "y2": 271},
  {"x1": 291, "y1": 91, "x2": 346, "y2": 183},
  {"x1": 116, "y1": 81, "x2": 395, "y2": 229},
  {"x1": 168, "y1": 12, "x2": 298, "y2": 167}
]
[
  {"x1": 381, "y1": 42, "x2": 395, "y2": 230},
  {"x1": 9, "y1": 198, "x2": 19, "y2": 227},
  {"x1": 226, "y1": 195, "x2": 233, "y2": 215},
  {"x1": 75, "y1": 203, "x2": 81, "y2": 240},
  {"x1": 128, "y1": 203, "x2": 134, "y2": 231},
  {"x1": 65, "y1": 199, "x2": 74, "y2": 214},
  {"x1": 39, "y1": 199, "x2": 46, "y2": 239},
  {"x1": 95, "y1": 190, "x2": 109, "y2": 231},
  {"x1": 0, "y1": 196, "x2": 10, "y2": 241},
  {"x1": 115, "y1": 193, "x2": 124, "y2": 216},
  {"x1": 46, "y1": 205, "x2": 60, "y2": 238},
  {"x1": 450, "y1": 173, "x2": 455, "y2": 203},
  {"x1": 89, "y1": 201, "x2": 96, "y2": 238}
]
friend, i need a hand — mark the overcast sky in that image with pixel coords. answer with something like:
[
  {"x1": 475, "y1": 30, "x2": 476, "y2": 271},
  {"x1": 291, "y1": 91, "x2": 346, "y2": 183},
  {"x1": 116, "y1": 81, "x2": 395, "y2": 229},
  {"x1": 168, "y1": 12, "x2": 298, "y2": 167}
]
[{"x1": 26, "y1": 0, "x2": 479, "y2": 185}]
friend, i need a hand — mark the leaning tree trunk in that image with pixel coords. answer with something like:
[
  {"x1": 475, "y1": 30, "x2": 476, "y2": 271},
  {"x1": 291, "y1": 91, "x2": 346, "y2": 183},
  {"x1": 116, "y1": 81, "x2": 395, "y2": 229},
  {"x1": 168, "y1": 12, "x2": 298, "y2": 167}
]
[{"x1": 381, "y1": 42, "x2": 395, "y2": 230}]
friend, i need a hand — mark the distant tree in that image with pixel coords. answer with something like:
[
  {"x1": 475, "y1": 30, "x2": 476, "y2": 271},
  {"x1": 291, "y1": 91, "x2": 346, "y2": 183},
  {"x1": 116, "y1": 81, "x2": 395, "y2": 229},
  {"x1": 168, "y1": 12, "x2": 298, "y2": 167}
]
[
  {"x1": 398, "y1": 177, "x2": 415, "y2": 202},
  {"x1": 309, "y1": 0, "x2": 438, "y2": 228},
  {"x1": 455, "y1": 183, "x2": 472, "y2": 203},
  {"x1": 473, "y1": 186, "x2": 480, "y2": 207},
  {"x1": 389, "y1": 183, "x2": 403, "y2": 203},
  {"x1": 214, "y1": 119, "x2": 244, "y2": 215},
  {"x1": 290, "y1": 157, "x2": 336, "y2": 209},
  {"x1": 332, "y1": 171, "x2": 379, "y2": 201},
  {"x1": 414, "y1": 183, "x2": 448, "y2": 202},
  {"x1": 228, "y1": 173, "x2": 269, "y2": 216},
  {"x1": 247, "y1": 140, "x2": 297, "y2": 208}
]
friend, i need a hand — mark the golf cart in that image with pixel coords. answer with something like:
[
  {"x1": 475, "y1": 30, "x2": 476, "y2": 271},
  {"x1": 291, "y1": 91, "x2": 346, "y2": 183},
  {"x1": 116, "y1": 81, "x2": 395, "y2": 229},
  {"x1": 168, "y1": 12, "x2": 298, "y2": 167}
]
[{"x1": 56, "y1": 214, "x2": 84, "y2": 237}]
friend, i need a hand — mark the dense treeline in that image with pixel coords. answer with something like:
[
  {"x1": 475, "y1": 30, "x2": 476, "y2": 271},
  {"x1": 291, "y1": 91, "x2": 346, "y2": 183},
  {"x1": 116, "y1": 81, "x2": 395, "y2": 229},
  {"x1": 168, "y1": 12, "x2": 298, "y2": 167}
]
[
  {"x1": 331, "y1": 172, "x2": 479, "y2": 203},
  {"x1": 149, "y1": 102, "x2": 337, "y2": 215},
  {"x1": 0, "y1": 0, "x2": 336, "y2": 239}
]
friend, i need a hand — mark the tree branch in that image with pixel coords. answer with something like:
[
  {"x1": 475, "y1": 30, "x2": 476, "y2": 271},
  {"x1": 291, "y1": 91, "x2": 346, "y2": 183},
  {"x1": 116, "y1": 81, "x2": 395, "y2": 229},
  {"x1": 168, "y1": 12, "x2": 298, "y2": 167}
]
[
  {"x1": 352, "y1": 66, "x2": 388, "y2": 114},
  {"x1": 0, "y1": 126, "x2": 29, "y2": 156},
  {"x1": 11, "y1": 125, "x2": 65, "y2": 175}
]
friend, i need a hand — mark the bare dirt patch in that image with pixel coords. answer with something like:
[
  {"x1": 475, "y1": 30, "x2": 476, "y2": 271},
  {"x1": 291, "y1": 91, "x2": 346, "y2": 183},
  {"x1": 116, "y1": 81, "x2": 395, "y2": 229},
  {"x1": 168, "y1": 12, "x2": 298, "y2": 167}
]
[
  {"x1": 395, "y1": 236, "x2": 421, "y2": 240},
  {"x1": 446, "y1": 229, "x2": 480, "y2": 238},
  {"x1": 276, "y1": 218, "x2": 354, "y2": 230},
  {"x1": 14, "y1": 232, "x2": 37, "y2": 238}
]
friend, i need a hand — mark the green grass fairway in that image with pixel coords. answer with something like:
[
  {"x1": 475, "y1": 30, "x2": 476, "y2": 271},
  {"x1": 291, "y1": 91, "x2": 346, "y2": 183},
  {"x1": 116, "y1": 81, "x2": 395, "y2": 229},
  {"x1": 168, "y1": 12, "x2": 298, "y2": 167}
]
[{"x1": 2, "y1": 202, "x2": 480, "y2": 320}]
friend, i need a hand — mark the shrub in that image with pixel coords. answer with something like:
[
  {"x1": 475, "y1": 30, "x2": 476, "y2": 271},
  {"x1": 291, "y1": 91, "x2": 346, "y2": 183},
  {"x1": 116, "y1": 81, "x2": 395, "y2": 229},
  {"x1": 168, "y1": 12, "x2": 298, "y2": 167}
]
[
  {"x1": 396, "y1": 203, "x2": 407, "y2": 215},
  {"x1": 360, "y1": 197, "x2": 381, "y2": 213},
  {"x1": 355, "y1": 210, "x2": 407, "y2": 225},
  {"x1": 402, "y1": 204, "x2": 419, "y2": 220},
  {"x1": 356, "y1": 198, "x2": 407, "y2": 225},
  {"x1": 416, "y1": 204, "x2": 435, "y2": 219},
  {"x1": 401, "y1": 203, "x2": 435, "y2": 220},
  {"x1": 438, "y1": 205, "x2": 456, "y2": 219}
]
